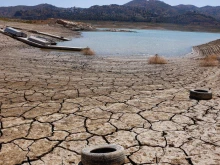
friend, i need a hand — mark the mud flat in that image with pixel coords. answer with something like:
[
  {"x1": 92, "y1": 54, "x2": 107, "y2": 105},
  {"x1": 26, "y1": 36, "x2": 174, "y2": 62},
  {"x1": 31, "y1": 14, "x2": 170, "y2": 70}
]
[{"x1": 0, "y1": 20, "x2": 220, "y2": 165}]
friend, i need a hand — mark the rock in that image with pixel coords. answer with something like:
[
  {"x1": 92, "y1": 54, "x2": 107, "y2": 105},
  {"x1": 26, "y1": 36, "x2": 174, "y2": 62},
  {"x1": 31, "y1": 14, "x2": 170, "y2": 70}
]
[{"x1": 56, "y1": 19, "x2": 95, "y2": 31}]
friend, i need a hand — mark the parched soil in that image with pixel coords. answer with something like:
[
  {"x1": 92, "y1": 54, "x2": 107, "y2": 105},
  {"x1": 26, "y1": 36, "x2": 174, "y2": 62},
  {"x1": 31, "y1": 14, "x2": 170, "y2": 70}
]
[
  {"x1": 0, "y1": 21, "x2": 220, "y2": 165},
  {"x1": 194, "y1": 39, "x2": 220, "y2": 57}
]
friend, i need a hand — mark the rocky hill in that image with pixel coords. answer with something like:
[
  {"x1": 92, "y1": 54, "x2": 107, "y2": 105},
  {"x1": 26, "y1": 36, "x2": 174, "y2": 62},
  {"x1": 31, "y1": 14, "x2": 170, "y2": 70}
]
[
  {"x1": 158, "y1": 12, "x2": 219, "y2": 25},
  {"x1": 0, "y1": 4, "x2": 62, "y2": 17},
  {"x1": 11, "y1": 4, "x2": 70, "y2": 20},
  {"x1": 0, "y1": 0, "x2": 219, "y2": 25},
  {"x1": 199, "y1": 6, "x2": 220, "y2": 20},
  {"x1": 124, "y1": 0, "x2": 176, "y2": 17}
]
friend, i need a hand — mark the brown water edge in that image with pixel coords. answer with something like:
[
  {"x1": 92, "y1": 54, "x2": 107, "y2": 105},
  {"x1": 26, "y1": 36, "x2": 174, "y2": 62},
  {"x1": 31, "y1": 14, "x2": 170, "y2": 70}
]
[
  {"x1": 82, "y1": 20, "x2": 220, "y2": 33},
  {"x1": 2, "y1": 17, "x2": 220, "y2": 33}
]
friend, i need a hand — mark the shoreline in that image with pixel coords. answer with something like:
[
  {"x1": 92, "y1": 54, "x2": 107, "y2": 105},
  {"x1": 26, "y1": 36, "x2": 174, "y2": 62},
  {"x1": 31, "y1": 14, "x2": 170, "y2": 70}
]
[
  {"x1": 2, "y1": 18, "x2": 220, "y2": 59},
  {"x1": 85, "y1": 20, "x2": 220, "y2": 33},
  {"x1": 60, "y1": 28, "x2": 220, "y2": 59}
]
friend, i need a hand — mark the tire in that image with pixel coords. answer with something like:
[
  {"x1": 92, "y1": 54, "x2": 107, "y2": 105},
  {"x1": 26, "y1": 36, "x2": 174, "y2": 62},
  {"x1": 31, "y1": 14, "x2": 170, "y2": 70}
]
[
  {"x1": 81, "y1": 144, "x2": 125, "y2": 165},
  {"x1": 190, "y1": 89, "x2": 212, "y2": 100}
]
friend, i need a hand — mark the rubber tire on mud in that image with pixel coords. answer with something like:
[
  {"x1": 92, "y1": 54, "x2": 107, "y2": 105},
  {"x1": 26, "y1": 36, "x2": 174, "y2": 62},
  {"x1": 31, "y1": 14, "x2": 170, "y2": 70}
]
[
  {"x1": 81, "y1": 144, "x2": 125, "y2": 165},
  {"x1": 190, "y1": 89, "x2": 212, "y2": 100}
]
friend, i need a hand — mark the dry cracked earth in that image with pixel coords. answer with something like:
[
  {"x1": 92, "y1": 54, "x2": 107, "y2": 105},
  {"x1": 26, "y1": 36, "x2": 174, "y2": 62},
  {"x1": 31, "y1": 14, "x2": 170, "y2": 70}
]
[{"x1": 0, "y1": 22, "x2": 220, "y2": 165}]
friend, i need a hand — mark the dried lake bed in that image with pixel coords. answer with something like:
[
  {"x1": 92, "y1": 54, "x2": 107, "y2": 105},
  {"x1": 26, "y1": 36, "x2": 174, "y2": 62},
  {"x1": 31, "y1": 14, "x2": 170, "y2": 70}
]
[{"x1": 0, "y1": 20, "x2": 220, "y2": 165}]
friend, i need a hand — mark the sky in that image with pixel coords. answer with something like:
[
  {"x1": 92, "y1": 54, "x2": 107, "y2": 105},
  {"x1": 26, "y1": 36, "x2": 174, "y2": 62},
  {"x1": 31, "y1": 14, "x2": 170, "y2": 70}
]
[{"x1": 0, "y1": 0, "x2": 219, "y2": 8}]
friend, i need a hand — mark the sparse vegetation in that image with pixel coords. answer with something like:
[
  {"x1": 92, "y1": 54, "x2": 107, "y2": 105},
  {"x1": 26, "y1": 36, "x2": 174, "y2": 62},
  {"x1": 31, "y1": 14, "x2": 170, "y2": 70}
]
[
  {"x1": 82, "y1": 48, "x2": 95, "y2": 55},
  {"x1": 148, "y1": 54, "x2": 167, "y2": 64},
  {"x1": 200, "y1": 54, "x2": 219, "y2": 67}
]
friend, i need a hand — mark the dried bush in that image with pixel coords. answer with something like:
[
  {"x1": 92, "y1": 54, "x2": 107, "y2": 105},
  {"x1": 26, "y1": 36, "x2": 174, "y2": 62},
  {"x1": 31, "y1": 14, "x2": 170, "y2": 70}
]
[
  {"x1": 200, "y1": 54, "x2": 219, "y2": 67},
  {"x1": 82, "y1": 48, "x2": 95, "y2": 55},
  {"x1": 148, "y1": 54, "x2": 167, "y2": 64}
]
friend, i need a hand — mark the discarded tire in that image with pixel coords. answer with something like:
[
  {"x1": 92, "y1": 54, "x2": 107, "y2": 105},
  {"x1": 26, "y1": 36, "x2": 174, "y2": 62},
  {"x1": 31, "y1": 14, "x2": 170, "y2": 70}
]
[
  {"x1": 190, "y1": 89, "x2": 212, "y2": 100},
  {"x1": 81, "y1": 144, "x2": 125, "y2": 165}
]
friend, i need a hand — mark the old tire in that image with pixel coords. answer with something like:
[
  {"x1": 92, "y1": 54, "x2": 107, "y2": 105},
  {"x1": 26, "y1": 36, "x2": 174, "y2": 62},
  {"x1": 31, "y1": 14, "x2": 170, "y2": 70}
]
[
  {"x1": 81, "y1": 144, "x2": 125, "y2": 165},
  {"x1": 190, "y1": 89, "x2": 212, "y2": 100}
]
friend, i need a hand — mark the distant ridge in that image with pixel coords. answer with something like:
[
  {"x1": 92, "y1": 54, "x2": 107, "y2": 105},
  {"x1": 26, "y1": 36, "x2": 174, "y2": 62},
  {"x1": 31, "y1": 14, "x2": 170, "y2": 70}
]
[
  {"x1": 0, "y1": 4, "x2": 59, "y2": 18},
  {"x1": 0, "y1": 1, "x2": 220, "y2": 25},
  {"x1": 124, "y1": 0, "x2": 171, "y2": 7}
]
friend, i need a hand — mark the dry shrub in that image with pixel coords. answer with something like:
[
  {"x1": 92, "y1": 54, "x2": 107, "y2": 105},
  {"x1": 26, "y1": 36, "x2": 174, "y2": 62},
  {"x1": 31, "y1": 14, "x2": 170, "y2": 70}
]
[
  {"x1": 148, "y1": 54, "x2": 167, "y2": 64},
  {"x1": 200, "y1": 54, "x2": 219, "y2": 67},
  {"x1": 82, "y1": 48, "x2": 95, "y2": 55}
]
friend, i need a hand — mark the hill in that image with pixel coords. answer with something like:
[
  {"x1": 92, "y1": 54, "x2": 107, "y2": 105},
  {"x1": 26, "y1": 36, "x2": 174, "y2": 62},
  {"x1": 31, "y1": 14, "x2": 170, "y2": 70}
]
[
  {"x1": 158, "y1": 12, "x2": 219, "y2": 25},
  {"x1": 199, "y1": 6, "x2": 220, "y2": 21},
  {"x1": 0, "y1": 4, "x2": 61, "y2": 17},
  {"x1": 124, "y1": 0, "x2": 176, "y2": 17},
  {"x1": 125, "y1": 0, "x2": 171, "y2": 8},
  {"x1": 12, "y1": 4, "x2": 69, "y2": 20},
  {"x1": 0, "y1": 0, "x2": 219, "y2": 25}
]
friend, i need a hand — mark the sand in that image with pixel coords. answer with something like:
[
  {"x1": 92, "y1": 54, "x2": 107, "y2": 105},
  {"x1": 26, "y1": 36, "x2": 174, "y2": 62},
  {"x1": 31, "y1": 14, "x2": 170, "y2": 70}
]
[{"x1": 0, "y1": 20, "x2": 220, "y2": 165}]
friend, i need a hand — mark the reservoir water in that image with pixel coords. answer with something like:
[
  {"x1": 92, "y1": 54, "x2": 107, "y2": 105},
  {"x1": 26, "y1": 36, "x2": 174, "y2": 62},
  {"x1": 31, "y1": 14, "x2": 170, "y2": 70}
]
[{"x1": 58, "y1": 29, "x2": 220, "y2": 57}]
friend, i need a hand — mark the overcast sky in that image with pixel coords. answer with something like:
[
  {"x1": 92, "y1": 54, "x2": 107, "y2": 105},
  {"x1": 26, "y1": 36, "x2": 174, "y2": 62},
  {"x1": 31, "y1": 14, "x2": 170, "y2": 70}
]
[{"x1": 0, "y1": 0, "x2": 219, "y2": 8}]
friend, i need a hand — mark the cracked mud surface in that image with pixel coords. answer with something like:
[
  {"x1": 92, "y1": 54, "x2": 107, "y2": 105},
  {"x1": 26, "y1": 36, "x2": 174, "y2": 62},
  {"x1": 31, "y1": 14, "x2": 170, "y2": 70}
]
[{"x1": 0, "y1": 21, "x2": 220, "y2": 165}]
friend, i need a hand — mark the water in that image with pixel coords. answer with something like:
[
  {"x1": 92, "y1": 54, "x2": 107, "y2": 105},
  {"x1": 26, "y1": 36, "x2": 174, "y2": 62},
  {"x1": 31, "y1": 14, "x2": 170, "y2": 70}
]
[{"x1": 58, "y1": 29, "x2": 220, "y2": 57}]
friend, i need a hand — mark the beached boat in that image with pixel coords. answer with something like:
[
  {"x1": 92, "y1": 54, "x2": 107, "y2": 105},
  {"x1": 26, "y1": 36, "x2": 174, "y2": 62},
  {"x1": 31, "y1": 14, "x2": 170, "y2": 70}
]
[{"x1": 0, "y1": 26, "x2": 85, "y2": 51}]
